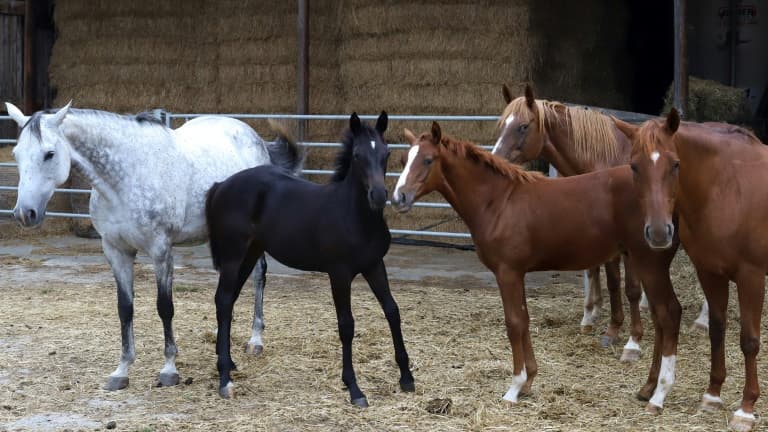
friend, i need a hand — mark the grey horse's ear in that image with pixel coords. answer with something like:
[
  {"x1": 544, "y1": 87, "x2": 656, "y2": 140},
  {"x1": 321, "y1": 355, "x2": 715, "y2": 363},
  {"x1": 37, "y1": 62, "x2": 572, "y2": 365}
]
[
  {"x1": 5, "y1": 102, "x2": 30, "y2": 127},
  {"x1": 50, "y1": 100, "x2": 73, "y2": 126}
]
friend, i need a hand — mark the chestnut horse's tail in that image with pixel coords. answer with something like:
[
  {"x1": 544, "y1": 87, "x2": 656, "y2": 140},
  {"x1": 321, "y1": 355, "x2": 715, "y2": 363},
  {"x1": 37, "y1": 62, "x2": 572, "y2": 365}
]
[
  {"x1": 267, "y1": 120, "x2": 305, "y2": 176},
  {"x1": 205, "y1": 181, "x2": 223, "y2": 271}
]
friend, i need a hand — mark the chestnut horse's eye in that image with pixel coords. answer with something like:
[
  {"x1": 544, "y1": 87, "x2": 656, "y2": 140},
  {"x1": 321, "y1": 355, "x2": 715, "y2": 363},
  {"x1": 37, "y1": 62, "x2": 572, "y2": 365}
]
[
  {"x1": 423, "y1": 158, "x2": 433, "y2": 166},
  {"x1": 672, "y1": 161, "x2": 680, "y2": 171},
  {"x1": 44, "y1": 151, "x2": 55, "y2": 162},
  {"x1": 630, "y1": 163, "x2": 638, "y2": 174},
  {"x1": 518, "y1": 124, "x2": 529, "y2": 134}
]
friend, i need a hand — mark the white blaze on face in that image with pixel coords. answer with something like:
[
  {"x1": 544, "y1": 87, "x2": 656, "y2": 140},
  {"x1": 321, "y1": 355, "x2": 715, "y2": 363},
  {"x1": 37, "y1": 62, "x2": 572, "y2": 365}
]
[
  {"x1": 393, "y1": 145, "x2": 420, "y2": 202},
  {"x1": 502, "y1": 366, "x2": 527, "y2": 403},
  {"x1": 370, "y1": 140, "x2": 376, "y2": 150},
  {"x1": 648, "y1": 355, "x2": 676, "y2": 408},
  {"x1": 651, "y1": 151, "x2": 660, "y2": 165},
  {"x1": 492, "y1": 115, "x2": 516, "y2": 155}
]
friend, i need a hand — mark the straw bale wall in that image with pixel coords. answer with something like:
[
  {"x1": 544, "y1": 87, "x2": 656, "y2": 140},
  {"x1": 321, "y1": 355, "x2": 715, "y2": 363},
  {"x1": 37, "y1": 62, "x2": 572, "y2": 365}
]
[{"x1": 31, "y1": 0, "x2": 633, "y2": 238}]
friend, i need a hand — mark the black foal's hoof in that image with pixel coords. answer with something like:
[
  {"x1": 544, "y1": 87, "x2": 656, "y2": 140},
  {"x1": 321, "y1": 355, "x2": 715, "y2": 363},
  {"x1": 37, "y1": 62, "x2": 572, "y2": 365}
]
[
  {"x1": 351, "y1": 397, "x2": 369, "y2": 408},
  {"x1": 157, "y1": 372, "x2": 180, "y2": 387},
  {"x1": 400, "y1": 380, "x2": 416, "y2": 393},
  {"x1": 104, "y1": 376, "x2": 129, "y2": 391},
  {"x1": 219, "y1": 382, "x2": 234, "y2": 399}
]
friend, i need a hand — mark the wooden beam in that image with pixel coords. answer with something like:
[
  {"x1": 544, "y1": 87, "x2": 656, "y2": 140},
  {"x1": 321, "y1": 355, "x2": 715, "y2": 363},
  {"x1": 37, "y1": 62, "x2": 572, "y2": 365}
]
[
  {"x1": 672, "y1": 0, "x2": 688, "y2": 118},
  {"x1": 0, "y1": 0, "x2": 25, "y2": 16},
  {"x1": 22, "y1": 0, "x2": 35, "y2": 113},
  {"x1": 297, "y1": 0, "x2": 309, "y2": 141}
]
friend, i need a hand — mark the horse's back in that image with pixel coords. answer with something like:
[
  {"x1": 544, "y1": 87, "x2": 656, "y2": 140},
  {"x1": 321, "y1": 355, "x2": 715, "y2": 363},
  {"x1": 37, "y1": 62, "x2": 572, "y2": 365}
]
[{"x1": 174, "y1": 116, "x2": 270, "y2": 169}]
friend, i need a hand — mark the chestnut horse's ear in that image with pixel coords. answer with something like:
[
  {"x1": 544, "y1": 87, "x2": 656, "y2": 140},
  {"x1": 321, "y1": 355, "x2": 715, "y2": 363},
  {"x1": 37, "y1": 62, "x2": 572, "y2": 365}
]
[
  {"x1": 375, "y1": 110, "x2": 388, "y2": 134},
  {"x1": 502, "y1": 84, "x2": 513, "y2": 104},
  {"x1": 402, "y1": 128, "x2": 417, "y2": 145},
  {"x1": 665, "y1": 108, "x2": 680, "y2": 134},
  {"x1": 431, "y1": 121, "x2": 443, "y2": 145},
  {"x1": 350, "y1": 112, "x2": 362, "y2": 135},
  {"x1": 524, "y1": 84, "x2": 535, "y2": 109},
  {"x1": 611, "y1": 116, "x2": 637, "y2": 139}
]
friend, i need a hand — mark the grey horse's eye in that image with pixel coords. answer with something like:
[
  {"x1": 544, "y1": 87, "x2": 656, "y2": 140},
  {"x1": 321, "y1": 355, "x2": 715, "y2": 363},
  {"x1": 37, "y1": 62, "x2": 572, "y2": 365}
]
[{"x1": 44, "y1": 151, "x2": 55, "y2": 162}]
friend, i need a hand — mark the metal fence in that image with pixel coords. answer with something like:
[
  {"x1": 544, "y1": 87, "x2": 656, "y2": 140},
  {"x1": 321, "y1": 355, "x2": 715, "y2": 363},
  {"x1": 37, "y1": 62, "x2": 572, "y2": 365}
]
[{"x1": 1, "y1": 111, "x2": 512, "y2": 240}]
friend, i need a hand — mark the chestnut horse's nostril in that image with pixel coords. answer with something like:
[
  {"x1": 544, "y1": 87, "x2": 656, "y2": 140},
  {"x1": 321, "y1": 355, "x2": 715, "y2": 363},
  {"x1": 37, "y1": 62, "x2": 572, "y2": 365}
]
[
  {"x1": 644, "y1": 224, "x2": 652, "y2": 241},
  {"x1": 666, "y1": 224, "x2": 674, "y2": 238}
]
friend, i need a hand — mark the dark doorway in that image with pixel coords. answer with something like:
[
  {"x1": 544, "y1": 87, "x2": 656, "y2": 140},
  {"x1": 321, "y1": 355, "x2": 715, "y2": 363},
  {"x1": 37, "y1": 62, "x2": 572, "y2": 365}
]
[{"x1": 627, "y1": 0, "x2": 674, "y2": 115}]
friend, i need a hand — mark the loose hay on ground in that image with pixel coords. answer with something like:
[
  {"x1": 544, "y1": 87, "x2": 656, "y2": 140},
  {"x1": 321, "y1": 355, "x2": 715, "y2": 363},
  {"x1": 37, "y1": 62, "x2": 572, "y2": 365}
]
[{"x1": 0, "y1": 249, "x2": 763, "y2": 431}]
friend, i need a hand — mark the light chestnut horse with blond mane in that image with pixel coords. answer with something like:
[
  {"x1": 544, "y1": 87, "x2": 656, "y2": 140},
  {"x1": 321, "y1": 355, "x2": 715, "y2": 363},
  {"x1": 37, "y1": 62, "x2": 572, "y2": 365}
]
[
  {"x1": 615, "y1": 109, "x2": 768, "y2": 432},
  {"x1": 492, "y1": 85, "x2": 709, "y2": 359},
  {"x1": 392, "y1": 122, "x2": 680, "y2": 410}
]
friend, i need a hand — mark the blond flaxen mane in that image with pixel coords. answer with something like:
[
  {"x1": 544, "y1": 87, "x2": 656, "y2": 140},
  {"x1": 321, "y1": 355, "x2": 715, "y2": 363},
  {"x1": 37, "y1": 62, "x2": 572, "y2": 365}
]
[
  {"x1": 500, "y1": 97, "x2": 620, "y2": 163},
  {"x1": 440, "y1": 134, "x2": 544, "y2": 184}
]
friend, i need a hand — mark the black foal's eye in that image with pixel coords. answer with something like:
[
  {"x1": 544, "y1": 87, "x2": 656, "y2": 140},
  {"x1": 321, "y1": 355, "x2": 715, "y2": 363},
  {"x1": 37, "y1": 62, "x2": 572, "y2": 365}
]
[{"x1": 44, "y1": 151, "x2": 55, "y2": 161}]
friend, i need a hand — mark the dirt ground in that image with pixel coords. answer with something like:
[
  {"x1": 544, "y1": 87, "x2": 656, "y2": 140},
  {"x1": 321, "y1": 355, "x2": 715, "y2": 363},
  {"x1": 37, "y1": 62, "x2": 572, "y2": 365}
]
[{"x1": 0, "y1": 234, "x2": 764, "y2": 431}]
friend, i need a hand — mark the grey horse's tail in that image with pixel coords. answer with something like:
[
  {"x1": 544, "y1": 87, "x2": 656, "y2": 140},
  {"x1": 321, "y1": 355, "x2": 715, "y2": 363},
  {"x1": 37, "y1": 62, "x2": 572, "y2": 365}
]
[
  {"x1": 267, "y1": 120, "x2": 305, "y2": 176},
  {"x1": 205, "y1": 181, "x2": 223, "y2": 271}
]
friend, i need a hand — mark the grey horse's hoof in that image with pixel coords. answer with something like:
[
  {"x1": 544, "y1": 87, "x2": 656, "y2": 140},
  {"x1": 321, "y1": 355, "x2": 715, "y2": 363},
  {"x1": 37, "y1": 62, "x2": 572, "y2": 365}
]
[
  {"x1": 157, "y1": 372, "x2": 180, "y2": 387},
  {"x1": 244, "y1": 343, "x2": 264, "y2": 356},
  {"x1": 600, "y1": 334, "x2": 619, "y2": 348},
  {"x1": 219, "y1": 382, "x2": 234, "y2": 399},
  {"x1": 400, "y1": 380, "x2": 416, "y2": 393},
  {"x1": 104, "y1": 376, "x2": 129, "y2": 391},
  {"x1": 351, "y1": 397, "x2": 369, "y2": 408}
]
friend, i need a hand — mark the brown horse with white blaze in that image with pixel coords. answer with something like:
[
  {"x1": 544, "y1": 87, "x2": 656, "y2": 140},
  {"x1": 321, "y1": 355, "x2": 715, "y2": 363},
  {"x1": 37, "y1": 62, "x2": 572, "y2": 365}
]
[
  {"x1": 392, "y1": 122, "x2": 681, "y2": 410},
  {"x1": 615, "y1": 109, "x2": 768, "y2": 432},
  {"x1": 493, "y1": 84, "x2": 647, "y2": 357}
]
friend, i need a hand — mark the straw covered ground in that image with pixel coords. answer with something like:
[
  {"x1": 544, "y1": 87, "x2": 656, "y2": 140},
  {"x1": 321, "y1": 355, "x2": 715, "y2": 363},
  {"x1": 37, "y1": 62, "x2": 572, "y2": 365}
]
[{"x1": 0, "y1": 236, "x2": 765, "y2": 431}]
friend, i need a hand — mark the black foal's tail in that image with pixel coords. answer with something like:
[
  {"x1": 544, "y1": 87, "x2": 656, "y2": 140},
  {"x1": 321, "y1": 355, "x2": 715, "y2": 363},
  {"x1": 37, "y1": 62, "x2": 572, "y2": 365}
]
[
  {"x1": 205, "y1": 181, "x2": 222, "y2": 271},
  {"x1": 267, "y1": 120, "x2": 305, "y2": 176}
]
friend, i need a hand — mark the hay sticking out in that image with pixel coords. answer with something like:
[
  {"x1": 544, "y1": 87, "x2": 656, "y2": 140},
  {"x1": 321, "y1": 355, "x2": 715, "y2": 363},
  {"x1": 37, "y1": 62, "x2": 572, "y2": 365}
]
[{"x1": 663, "y1": 76, "x2": 752, "y2": 123}]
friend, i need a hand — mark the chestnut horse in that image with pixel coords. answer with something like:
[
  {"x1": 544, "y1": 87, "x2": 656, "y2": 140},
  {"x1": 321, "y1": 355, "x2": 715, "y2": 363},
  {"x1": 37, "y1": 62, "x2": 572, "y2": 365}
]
[
  {"x1": 614, "y1": 109, "x2": 768, "y2": 432},
  {"x1": 392, "y1": 122, "x2": 681, "y2": 410}
]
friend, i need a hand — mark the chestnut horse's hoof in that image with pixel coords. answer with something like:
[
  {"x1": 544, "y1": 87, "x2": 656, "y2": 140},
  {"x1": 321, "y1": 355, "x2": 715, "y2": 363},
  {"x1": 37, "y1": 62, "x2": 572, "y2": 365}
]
[
  {"x1": 645, "y1": 403, "x2": 662, "y2": 415},
  {"x1": 219, "y1": 382, "x2": 234, "y2": 399},
  {"x1": 244, "y1": 342, "x2": 264, "y2": 356},
  {"x1": 620, "y1": 348, "x2": 641, "y2": 363},
  {"x1": 730, "y1": 410, "x2": 758, "y2": 432},
  {"x1": 400, "y1": 380, "x2": 416, "y2": 393},
  {"x1": 580, "y1": 325, "x2": 594, "y2": 335},
  {"x1": 104, "y1": 376, "x2": 129, "y2": 391},
  {"x1": 351, "y1": 396, "x2": 369, "y2": 408},
  {"x1": 699, "y1": 394, "x2": 724, "y2": 412},
  {"x1": 157, "y1": 372, "x2": 180, "y2": 387},
  {"x1": 636, "y1": 383, "x2": 655, "y2": 401}
]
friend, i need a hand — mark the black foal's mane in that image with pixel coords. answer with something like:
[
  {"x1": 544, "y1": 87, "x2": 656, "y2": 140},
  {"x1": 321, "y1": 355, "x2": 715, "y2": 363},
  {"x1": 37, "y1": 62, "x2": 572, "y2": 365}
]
[{"x1": 331, "y1": 124, "x2": 378, "y2": 182}]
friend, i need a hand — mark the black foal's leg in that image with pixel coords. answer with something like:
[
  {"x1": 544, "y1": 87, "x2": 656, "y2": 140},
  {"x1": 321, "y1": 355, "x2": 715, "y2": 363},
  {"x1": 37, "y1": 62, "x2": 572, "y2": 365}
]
[
  {"x1": 215, "y1": 250, "x2": 261, "y2": 399},
  {"x1": 245, "y1": 254, "x2": 267, "y2": 355},
  {"x1": 329, "y1": 271, "x2": 367, "y2": 407},
  {"x1": 362, "y1": 260, "x2": 415, "y2": 393}
]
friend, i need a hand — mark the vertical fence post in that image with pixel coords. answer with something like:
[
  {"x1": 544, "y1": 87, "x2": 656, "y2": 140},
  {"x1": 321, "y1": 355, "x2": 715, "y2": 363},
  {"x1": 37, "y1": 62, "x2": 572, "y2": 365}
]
[
  {"x1": 297, "y1": 0, "x2": 309, "y2": 142},
  {"x1": 672, "y1": 0, "x2": 688, "y2": 118}
]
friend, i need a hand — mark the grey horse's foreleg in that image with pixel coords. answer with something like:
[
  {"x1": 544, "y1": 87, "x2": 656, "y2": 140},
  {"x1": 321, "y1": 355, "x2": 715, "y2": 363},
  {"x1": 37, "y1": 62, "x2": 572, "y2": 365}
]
[
  {"x1": 154, "y1": 248, "x2": 180, "y2": 386},
  {"x1": 102, "y1": 241, "x2": 137, "y2": 391},
  {"x1": 245, "y1": 254, "x2": 267, "y2": 355}
]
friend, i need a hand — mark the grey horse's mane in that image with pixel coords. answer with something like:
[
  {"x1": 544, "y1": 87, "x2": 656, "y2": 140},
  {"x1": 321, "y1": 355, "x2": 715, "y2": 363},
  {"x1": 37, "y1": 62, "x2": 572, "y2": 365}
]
[{"x1": 20, "y1": 107, "x2": 164, "y2": 140}]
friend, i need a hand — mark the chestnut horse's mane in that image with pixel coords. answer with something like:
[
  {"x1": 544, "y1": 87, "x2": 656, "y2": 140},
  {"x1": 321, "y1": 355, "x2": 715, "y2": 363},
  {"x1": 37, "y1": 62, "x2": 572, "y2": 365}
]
[
  {"x1": 634, "y1": 118, "x2": 762, "y2": 156},
  {"x1": 500, "y1": 97, "x2": 619, "y2": 163},
  {"x1": 440, "y1": 134, "x2": 544, "y2": 184}
]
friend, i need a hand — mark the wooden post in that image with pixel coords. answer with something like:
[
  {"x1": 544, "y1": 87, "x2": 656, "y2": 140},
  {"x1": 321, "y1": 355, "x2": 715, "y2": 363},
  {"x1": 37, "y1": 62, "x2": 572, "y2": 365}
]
[
  {"x1": 672, "y1": 0, "x2": 688, "y2": 118},
  {"x1": 23, "y1": 0, "x2": 35, "y2": 113},
  {"x1": 728, "y1": 0, "x2": 737, "y2": 86},
  {"x1": 297, "y1": 0, "x2": 309, "y2": 142}
]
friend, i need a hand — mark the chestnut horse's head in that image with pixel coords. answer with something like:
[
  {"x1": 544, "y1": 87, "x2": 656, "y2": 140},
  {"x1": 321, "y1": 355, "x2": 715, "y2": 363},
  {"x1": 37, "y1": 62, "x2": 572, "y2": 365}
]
[
  {"x1": 492, "y1": 84, "x2": 546, "y2": 164},
  {"x1": 392, "y1": 122, "x2": 445, "y2": 212},
  {"x1": 614, "y1": 109, "x2": 680, "y2": 250}
]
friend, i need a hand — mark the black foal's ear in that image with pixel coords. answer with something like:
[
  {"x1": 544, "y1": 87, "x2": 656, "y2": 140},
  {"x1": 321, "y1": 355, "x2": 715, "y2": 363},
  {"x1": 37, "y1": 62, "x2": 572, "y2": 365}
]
[
  {"x1": 376, "y1": 110, "x2": 388, "y2": 134},
  {"x1": 350, "y1": 112, "x2": 362, "y2": 135},
  {"x1": 431, "y1": 121, "x2": 442, "y2": 145}
]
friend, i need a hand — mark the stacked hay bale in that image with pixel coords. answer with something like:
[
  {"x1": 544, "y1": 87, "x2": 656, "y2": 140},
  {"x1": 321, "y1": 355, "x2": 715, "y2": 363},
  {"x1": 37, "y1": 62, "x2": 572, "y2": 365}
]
[{"x1": 662, "y1": 76, "x2": 752, "y2": 124}]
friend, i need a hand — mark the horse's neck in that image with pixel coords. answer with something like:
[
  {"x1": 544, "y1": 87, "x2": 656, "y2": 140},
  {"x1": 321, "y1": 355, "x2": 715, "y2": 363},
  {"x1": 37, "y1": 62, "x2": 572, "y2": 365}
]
[
  {"x1": 439, "y1": 150, "x2": 512, "y2": 229},
  {"x1": 61, "y1": 113, "x2": 159, "y2": 197},
  {"x1": 543, "y1": 110, "x2": 628, "y2": 175}
]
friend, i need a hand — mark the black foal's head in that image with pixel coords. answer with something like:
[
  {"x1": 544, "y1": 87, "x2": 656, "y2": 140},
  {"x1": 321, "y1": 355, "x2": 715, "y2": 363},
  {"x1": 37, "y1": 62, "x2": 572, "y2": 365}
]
[{"x1": 341, "y1": 111, "x2": 390, "y2": 210}]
